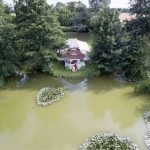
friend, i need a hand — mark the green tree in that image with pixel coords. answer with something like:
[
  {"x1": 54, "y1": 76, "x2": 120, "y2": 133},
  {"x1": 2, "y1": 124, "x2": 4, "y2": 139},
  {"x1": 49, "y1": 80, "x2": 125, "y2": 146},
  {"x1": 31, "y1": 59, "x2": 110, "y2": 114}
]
[
  {"x1": 55, "y1": 3, "x2": 72, "y2": 26},
  {"x1": 128, "y1": 0, "x2": 150, "y2": 37},
  {"x1": 67, "y1": 1, "x2": 76, "y2": 12},
  {"x1": 89, "y1": 0, "x2": 110, "y2": 12},
  {"x1": 0, "y1": 0, "x2": 16, "y2": 87},
  {"x1": 14, "y1": 0, "x2": 64, "y2": 73},
  {"x1": 91, "y1": 8, "x2": 125, "y2": 73},
  {"x1": 71, "y1": 1, "x2": 90, "y2": 32},
  {"x1": 121, "y1": 36, "x2": 149, "y2": 79}
]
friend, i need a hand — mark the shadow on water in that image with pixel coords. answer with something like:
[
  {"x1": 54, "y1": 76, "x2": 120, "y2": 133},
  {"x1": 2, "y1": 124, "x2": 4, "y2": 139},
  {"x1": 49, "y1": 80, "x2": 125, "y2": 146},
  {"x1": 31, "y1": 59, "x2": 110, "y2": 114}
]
[
  {"x1": 123, "y1": 90, "x2": 150, "y2": 112},
  {"x1": 2, "y1": 73, "x2": 64, "y2": 91},
  {"x1": 86, "y1": 75, "x2": 131, "y2": 94}
]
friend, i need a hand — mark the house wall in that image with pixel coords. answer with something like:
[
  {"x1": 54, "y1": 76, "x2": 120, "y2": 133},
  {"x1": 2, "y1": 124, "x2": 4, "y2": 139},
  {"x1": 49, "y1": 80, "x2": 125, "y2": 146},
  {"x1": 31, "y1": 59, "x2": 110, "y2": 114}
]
[{"x1": 65, "y1": 59, "x2": 85, "y2": 70}]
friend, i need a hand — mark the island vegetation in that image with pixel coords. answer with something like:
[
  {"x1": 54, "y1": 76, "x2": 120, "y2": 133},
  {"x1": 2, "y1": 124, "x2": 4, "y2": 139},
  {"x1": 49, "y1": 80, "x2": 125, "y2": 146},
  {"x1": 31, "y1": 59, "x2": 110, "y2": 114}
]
[
  {"x1": 79, "y1": 133, "x2": 139, "y2": 150},
  {"x1": 36, "y1": 87, "x2": 64, "y2": 106}
]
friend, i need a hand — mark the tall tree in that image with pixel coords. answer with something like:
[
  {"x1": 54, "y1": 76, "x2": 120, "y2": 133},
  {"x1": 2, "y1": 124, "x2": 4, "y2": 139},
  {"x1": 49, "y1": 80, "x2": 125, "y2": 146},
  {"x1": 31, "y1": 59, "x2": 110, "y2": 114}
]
[
  {"x1": 128, "y1": 0, "x2": 150, "y2": 37},
  {"x1": 14, "y1": 0, "x2": 64, "y2": 72},
  {"x1": 71, "y1": 1, "x2": 90, "y2": 32},
  {"x1": 54, "y1": 3, "x2": 72, "y2": 26},
  {"x1": 67, "y1": 1, "x2": 76, "y2": 12},
  {"x1": 121, "y1": 36, "x2": 149, "y2": 79},
  {"x1": 91, "y1": 8, "x2": 125, "y2": 73},
  {"x1": 89, "y1": 0, "x2": 110, "y2": 12},
  {"x1": 0, "y1": 0, "x2": 16, "y2": 87}
]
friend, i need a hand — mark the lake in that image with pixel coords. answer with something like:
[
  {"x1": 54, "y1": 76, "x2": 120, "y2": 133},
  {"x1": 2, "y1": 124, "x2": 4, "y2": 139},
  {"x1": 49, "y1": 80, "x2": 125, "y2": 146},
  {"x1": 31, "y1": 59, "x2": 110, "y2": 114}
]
[{"x1": 0, "y1": 74, "x2": 149, "y2": 150}]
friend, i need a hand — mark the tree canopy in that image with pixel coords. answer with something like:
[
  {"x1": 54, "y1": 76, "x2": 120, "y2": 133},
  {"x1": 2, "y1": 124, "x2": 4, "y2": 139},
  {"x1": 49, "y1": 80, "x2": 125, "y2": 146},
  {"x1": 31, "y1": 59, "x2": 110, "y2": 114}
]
[
  {"x1": 89, "y1": 0, "x2": 110, "y2": 12},
  {"x1": 91, "y1": 8, "x2": 124, "y2": 73},
  {"x1": 0, "y1": 0, "x2": 16, "y2": 87},
  {"x1": 127, "y1": 0, "x2": 150, "y2": 37},
  {"x1": 14, "y1": 0, "x2": 64, "y2": 72}
]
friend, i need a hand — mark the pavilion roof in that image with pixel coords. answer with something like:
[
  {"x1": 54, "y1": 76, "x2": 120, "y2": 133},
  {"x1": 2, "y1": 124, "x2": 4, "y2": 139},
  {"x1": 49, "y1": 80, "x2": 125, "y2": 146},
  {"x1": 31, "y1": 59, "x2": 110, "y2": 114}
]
[{"x1": 64, "y1": 48, "x2": 85, "y2": 59}]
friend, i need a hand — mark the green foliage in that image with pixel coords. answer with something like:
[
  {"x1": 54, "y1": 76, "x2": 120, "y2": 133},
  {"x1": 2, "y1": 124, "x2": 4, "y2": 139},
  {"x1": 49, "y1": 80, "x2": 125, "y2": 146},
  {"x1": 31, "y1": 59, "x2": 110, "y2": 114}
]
[
  {"x1": 36, "y1": 87, "x2": 64, "y2": 106},
  {"x1": 121, "y1": 36, "x2": 150, "y2": 79},
  {"x1": 91, "y1": 8, "x2": 125, "y2": 74},
  {"x1": 54, "y1": 3, "x2": 73, "y2": 26},
  {"x1": 128, "y1": 0, "x2": 150, "y2": 37},
  {"x1": 144, "y1": 112, "x2": 150, "y2": 123},
  {"x1": 79, "y1": 133, "x2": 139, "y2": 150},
  {"x1": 89, "y1": 0, "x2": 110, "y2": 12},
  {"x1": 67, "y1": 1, "x2": 76, "y2": 12},
  {"x1": 0, "y1": 0, "x2": 16, "y2": 87},
  {"x1": 61, "y1": 26, "x2": 74, "y2": 32},
  {"x1": 71, "y1": 1, "x2": 90, "y2": 31},
  {"x1": 51, "y1": 62, "x2": 98, "y2": 78},
  {"x1": 130, "y1": 0, "x2": 150, "y2": 17},
  {"x1": 135, "y1": 79, "x2": 150, "y2": 94},
  {"x1": 14, "y1": 0, "x2": 65, "y2": 73},
  {"x1": 112, "y1": 8, "x2": 129, "y2": 13}
]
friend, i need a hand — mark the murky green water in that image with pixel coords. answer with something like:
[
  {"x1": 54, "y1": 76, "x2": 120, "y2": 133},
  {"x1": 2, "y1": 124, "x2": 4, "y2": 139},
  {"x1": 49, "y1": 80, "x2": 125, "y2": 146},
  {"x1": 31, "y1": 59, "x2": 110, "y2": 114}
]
[
  {"x1": 66, "y1": 32, "x2": 92, "y2": 45},
  {"x1": 0, "y1": 74, "x2": 149, "y2": 150}
]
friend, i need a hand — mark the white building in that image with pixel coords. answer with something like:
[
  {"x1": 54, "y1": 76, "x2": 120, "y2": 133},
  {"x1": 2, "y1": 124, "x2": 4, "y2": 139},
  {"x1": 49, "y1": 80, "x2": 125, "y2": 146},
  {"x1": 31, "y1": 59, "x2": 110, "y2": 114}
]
[{"x1": 62, "y1": 39, "x2": 91, "y2": 70}]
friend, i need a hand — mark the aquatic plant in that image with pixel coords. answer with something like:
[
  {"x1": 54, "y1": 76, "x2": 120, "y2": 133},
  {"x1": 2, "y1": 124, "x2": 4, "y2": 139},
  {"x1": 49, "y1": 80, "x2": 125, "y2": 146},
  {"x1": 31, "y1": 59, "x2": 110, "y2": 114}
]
[
  {"x1": 135, "y1": 80, "x2": 150, "y2": 95},
  {"x1": 36, "y1": 87, "x2": 64, "y2": 106},
  {"x1": 79, "y1": 133, "x2": 139, "y2": 150},
  {"x1": 144, "y1": 112, "x2": 150, "y2": 123},
  {"x1": 144, "y1": 112, "x2": 150, "y2": 149}
]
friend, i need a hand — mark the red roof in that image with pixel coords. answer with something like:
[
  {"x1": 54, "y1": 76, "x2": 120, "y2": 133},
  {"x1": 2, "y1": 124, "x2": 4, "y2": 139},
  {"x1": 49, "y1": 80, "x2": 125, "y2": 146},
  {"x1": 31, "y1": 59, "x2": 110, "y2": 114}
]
[{"x1": 64, "y1": 48, "x2": 85, "y2": 59}]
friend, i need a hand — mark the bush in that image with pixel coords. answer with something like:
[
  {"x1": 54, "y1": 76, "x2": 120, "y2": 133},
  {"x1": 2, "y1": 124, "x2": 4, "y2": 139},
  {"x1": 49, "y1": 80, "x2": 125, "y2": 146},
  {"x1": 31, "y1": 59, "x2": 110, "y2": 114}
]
[
  {"x1": 144, "y1": 112, "x2": 150, "y2": 123},
  {"x1": 79, "y1": 133, "x2": 139, "y2": 150},
  {"x1": 0, "y1": 76, "x2": 5, "y2": 88},
  {"x1": 135, "y1": 80, "x2": 150, "y2": 94},
  {"x1": 61, "y1": 26, "x2": 74, "y2": 32},
  {"x1": 36, "y1": 87, "x2": 64, "y2": 106}
]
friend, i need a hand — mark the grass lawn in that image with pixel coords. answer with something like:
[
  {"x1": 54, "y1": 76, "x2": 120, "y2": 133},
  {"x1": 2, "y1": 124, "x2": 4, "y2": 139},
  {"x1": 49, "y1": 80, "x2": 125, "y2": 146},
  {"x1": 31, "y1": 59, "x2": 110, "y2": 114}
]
[{"x1": 51, "y1": 62, "x2": 97, "y2": 78}]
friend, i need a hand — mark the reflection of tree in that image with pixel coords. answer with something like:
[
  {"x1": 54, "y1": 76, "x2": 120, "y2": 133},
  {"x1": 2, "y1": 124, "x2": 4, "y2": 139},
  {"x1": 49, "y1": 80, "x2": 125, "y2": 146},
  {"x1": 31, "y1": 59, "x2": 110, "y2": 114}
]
[
  {"x1": 62, "y1": 78, "x2": 88, "y2": 92},
  {"x1": 66, "y1": 32, "x2": 92, "y2": 44},
  {"x1": 34, "y1": 92, "x2": 69, "y2": 124},
  {"x1": 6, "y1": 74, "x2": 64, "y2": 91},
  {"x1": 0, "y1": 90, "x2": 29, "y2": 131},
  {"x1": 86, "y1": 77, "x2": 150, "y2": 128},
  {"x1": 0, "y1": 74, "x2": 65, "y2": 131},
  {"x1": 0, "y1": 73, "x2": 149, "y2": 136},
  {"x1": 87, "y1": 76, "x2": 128, "y2": 94}
]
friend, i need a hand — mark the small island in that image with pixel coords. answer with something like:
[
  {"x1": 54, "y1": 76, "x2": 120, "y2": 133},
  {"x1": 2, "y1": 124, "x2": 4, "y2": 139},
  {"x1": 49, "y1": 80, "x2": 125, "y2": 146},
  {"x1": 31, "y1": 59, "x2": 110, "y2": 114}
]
[
  {"x1": 79, "y1": 133, "x2": 139, "y2": 150},
  {"x1": 36, "y1": 87, "x2": 64, "y2": 106}
]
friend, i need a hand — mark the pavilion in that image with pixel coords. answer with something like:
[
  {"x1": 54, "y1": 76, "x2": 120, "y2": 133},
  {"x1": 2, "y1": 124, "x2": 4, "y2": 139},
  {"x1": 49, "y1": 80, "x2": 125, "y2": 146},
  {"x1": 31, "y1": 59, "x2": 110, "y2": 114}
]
[{"x1": 62, "y1": 39, "x2": 91, "y2": 70}]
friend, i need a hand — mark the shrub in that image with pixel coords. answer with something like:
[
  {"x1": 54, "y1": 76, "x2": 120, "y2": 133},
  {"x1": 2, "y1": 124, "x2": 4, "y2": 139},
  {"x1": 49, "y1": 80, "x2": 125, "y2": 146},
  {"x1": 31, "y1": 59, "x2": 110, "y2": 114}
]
[
  {"x1": 61, "y1": 26, "x2": 74, "y2": 32},
  {"x1": 79, "y1": 133, "x2": 139, "y2": 150},
  {"x1": 0, "y1": 76, "x2": 5, "y2": 88},
  {"x1": 135, "y1": 80, "x2": 150, "y2": 94},
  {"x1": 144, "y1": 112, "x2": 150, "y2": 123},
  {"x1": 36, "y1": 87, "x2": 64, "y2": 106}
]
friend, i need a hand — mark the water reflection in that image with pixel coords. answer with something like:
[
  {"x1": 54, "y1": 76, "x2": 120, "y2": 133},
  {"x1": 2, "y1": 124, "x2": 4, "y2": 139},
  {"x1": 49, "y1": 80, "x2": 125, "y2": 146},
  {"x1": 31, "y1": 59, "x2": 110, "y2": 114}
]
[
  {"x1": 0, "y1": 74, "x2": 149, "y2": 149},
  {"x1": 62, "y1": 78, "x2": 88, "y2": 92}
]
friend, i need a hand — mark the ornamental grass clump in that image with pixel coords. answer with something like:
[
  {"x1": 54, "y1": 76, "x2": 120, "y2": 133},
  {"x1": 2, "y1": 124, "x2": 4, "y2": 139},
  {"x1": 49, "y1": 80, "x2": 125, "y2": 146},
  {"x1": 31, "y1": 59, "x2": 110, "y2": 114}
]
[
  {"x1": 79, "y1": 133, "x2": 139, "y2": 150},
  {"x1": 36, "y1": 87, "x2": 64, "y2": 106}
]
